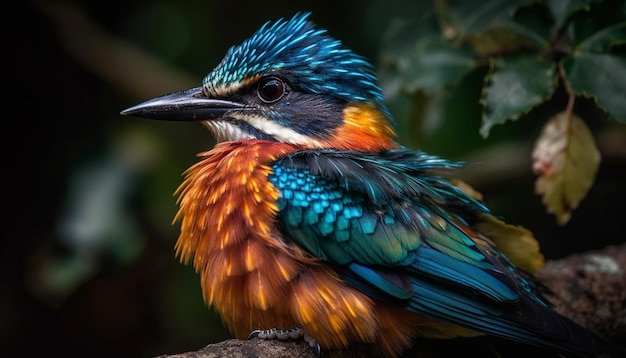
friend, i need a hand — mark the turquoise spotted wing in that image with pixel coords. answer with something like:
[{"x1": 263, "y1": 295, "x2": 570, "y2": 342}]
[{"x1": 268, "y1": 148, "x2": 519, "y2": 301}]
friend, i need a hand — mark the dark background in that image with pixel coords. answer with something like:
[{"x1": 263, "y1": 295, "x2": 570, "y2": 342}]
[{"x1": 5, "y1": 1, "x2": 625, "y2": 357}]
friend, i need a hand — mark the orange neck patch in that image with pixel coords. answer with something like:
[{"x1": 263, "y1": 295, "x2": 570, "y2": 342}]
[{"x1": 328, "y1": 103, "x2": 399, "y2": 152}]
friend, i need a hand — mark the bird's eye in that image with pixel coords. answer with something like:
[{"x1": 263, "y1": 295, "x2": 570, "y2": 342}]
[{"x1": 257, "y1": 77, "x2": 285, "y2": 103}]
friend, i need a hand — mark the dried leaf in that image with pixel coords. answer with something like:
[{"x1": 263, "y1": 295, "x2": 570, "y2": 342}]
[
  {"x1": 452, "y1": 180, "x2": 544, "y2": 274},
  {"x1": 473, "y1": 213, "x2": 544, "y2": 275},
  {"x1": 532, "y1": 111, "x2": 600, "y2": 225}
]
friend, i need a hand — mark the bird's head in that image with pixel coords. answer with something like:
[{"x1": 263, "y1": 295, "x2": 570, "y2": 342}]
[{"x1": 122, "y1": 12, "x2": 397, "y2": 152}]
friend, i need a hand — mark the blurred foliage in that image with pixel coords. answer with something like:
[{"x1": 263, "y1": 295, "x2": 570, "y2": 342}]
[
  {"x1": 5, "y1": 1, "x2": 625, "y2": 358},
  {"x1": 379, "y1": 0, "x2": 625, "y2": 224}
]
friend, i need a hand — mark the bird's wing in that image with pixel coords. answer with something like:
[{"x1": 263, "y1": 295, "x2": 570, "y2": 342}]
[
  {"x1": 268, "y1": 148, "x2": 609, "y2": 355},
  {"x1": 269, "y1": 148, "x2": 516, "y2": 300}
]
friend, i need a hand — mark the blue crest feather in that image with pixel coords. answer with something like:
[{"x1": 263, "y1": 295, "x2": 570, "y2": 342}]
[{"x1": 203, "y1": 12, "x2": 385, "y2": 108}]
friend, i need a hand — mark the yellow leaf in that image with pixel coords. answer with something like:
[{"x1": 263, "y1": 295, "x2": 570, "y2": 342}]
[
  {"x1": 532, "y1": 111, "x2": 600, "y2": 225},
  {"x1": 452, "y1": 180, "x2": 544, "y2": 274},
  {"x1": 473, "y1": 214, "x2": 545, "y2": 275}
]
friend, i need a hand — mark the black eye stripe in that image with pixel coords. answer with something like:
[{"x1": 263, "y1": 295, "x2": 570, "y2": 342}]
[{"x1": 257, "y1": 77, "x2": 286, "y2": 103}]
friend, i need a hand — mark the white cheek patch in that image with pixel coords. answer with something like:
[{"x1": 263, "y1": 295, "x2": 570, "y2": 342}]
[
  {"x1": 205, "y1": 113, "x2": 325, "y2": 147},
  {"x1": 244, "y1": 114, "x2": 324, "y2": 145}
]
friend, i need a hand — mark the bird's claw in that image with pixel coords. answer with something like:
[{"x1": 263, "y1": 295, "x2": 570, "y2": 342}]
[
  {"x1": 248, "y1": 327, "x2": 303, "y2": 340},
  {"x1": 247, "y1": 329, "x2": 261, "y2": 340},
  {"x1": 304, "y1": 332, "x2": 321, "y2": 357},
  {"x1": 248, "y1": 326, "x2": 321, "y2": 357}
]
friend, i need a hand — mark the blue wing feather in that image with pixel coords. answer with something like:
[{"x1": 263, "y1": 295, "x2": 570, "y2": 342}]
[
  {"x1": 410, "y1": 247, "x2": 517, "y2": 302},
  {"x1": 270, "y1": 148, "x2": 491, "y2": 268},
  {"x1": 268, "y1": 148, "x2": 622, "y2": 357}
]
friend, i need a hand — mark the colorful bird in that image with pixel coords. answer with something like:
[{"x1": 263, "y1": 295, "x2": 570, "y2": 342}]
[{"x1": 122, "y1": 12, "x2": 623, "y2": 358}]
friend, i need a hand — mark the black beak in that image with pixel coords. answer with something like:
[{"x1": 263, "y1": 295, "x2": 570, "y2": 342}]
[{"x1": 120, "y1": 87, "x2": 244, "y2": 121}]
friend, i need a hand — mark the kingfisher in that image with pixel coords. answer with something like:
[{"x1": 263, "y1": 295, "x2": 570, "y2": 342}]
[{"x1": 122, "y1": 12, "x2": 623, "y2": 358}]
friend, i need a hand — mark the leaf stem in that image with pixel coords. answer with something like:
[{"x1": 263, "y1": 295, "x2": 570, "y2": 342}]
[{"x1": 557, "y1": 61, "x2": 576, "y2": 114}]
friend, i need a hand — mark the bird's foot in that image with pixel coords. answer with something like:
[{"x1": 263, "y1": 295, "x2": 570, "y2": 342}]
[
  {"x1": 248, "y1": 326, "x2": 303, "y2": 341},
  {"x1": 248, "y1": 326, "x2": 321, "y2": 357}
]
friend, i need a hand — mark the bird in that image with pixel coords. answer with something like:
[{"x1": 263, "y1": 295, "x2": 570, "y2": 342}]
[{"x1": 121, "y1": 12, "x2": 624, "y2": 358}]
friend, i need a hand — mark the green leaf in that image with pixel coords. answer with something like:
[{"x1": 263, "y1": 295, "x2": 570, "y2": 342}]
[
  {"x1": 508, "y1": 3, "x2": 555, "y2": 49},
  {"x1": 532, "y1": 111, "x2": 600, "y2": 225},
  {"x1": 380, "y1": 16, "x2": 441, "y2": 61},
  {"x1": 378, "y1": 16, "x2": 444, "y2": 99},
  {"x1": 480, "y1": 55, "x2": 556, "y2": 137},
  {"x1": 543, "y1": 0, "x2": 594, "y2": 37},
  {"x1": 577, "y1": 21, "x2": 626, "y2": 52},
  {"x1": 569, "y1": 0, "x2": 626, "y2": 50},
  {"x1": 563, "y1": 52, "x2": 626, "y2": 122},
  {"x1": 400, "y1": 38, "x2": 476, "y2": 94}
]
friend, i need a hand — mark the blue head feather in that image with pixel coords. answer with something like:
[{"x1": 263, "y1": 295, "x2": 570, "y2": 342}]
[{"x1": 203, "y1": 12, "x2": 386, "y2": 110}]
